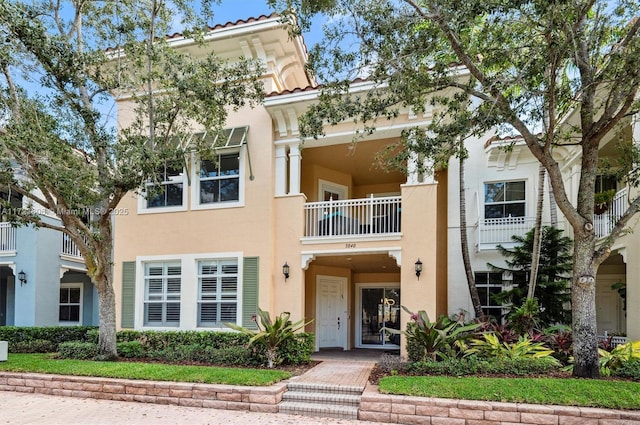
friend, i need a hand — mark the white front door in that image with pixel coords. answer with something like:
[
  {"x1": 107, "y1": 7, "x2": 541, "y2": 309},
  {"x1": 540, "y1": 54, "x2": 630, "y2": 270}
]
[{"x1": 316, "y1": 275, "x2": 347, "y2": 350}]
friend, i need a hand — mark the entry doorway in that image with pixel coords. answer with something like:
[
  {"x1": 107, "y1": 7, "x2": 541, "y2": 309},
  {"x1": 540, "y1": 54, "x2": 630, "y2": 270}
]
[
  {"x1": 316, "y1": 275, "x2": 348, "y2": 351},
  {"x1": 358, "y1": 286, "x2": 401, "y2": 348}
]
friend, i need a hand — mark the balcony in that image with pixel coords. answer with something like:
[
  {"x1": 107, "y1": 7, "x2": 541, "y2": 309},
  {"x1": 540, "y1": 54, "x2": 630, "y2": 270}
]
[
  {"x1": 478, "y1": 216, "x2": 536, "y2": 250},
  {"x1": 304, "y1": 196, "x2": 401, "y2": 238},
  {"x1": 61, "y1": 234, "x2": 83, "y2": 259},
  {"x1": 594, "y1": 188, "x2": 627, "y2": 238},
  {"x1": 0, "y1": 222, "x2": 17, "y2": 254}
]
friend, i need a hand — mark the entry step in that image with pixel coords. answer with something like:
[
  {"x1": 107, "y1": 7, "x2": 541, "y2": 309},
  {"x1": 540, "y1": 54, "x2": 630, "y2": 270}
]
[{"x1": 279, "y1": 401, "x2": 359, "y2": 420}]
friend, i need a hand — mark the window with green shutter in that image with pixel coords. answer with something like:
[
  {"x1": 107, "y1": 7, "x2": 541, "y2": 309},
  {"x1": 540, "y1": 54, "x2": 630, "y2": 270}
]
[
  {"x1": 121, "y1": 262, "x2": 136, "y2": 328},
  {"x1": 242, "y1": 257, "x2": 259, "y2": 330}
]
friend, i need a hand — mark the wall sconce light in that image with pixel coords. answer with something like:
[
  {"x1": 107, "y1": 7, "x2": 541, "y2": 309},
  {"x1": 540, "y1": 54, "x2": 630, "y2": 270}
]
[
  {"x1": 18, "y1": 270, "x2": 27, "y2": 286},
  {"x1": 282, "y1": 262, "x2": 290, "y2": 281},
  {"x1": 415, "y1": 259, "x2": 423, "y2": 280}
]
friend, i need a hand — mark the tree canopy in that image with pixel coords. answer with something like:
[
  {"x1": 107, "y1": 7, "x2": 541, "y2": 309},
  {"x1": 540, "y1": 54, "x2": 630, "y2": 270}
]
[
  {"x1": 270, "y1": 0, "x2": 640, "y2": 377},
  {"x1": 0, "y1": 0, "x2": 264, "y2": 357}
]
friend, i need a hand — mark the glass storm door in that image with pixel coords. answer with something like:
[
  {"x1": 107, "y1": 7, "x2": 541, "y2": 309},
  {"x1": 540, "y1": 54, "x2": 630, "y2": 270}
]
[{"x1": 360, "y1": 287, "x2": 400, "y2": 347}]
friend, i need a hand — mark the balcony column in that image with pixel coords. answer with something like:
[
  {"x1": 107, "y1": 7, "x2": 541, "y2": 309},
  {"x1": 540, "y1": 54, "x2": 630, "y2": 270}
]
[
  {"x1": 406, "y1": 152, "x2": 436, "y2": 184},
  {"x1": 288, "y1": 143, "x2": 302, "y2": 195},
  {"x1": 275, "y1": 145, "x2": 287, "y2": 196}
]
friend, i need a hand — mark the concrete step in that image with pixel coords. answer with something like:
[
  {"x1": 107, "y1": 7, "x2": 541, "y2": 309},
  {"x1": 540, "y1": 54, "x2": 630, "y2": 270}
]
[
  {"x1": 282, "y1": 390, "x2": 361, "y2": 406},
  {"x1": 279, "y1": 401, "x2": 359, "y2": 420},
  {"x1": 286, "y1": 381, "x2": 364, "y2": 395}
]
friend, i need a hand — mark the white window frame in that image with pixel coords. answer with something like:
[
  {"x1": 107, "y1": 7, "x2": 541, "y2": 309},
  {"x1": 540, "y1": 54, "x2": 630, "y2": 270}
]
[
  {"x1": 135, "y1": 252, "x2": 243, "y2": 330},
  {"x1": 197, "y1": 258, "x2": 239, "y2": 328},
  {"x1": 318, "y1": 179, "x2": 348, "y2": 202},
  {"x1": 191, "y1": 149, "x2": 245, "y2": 210},
  {"x1": 138, "y1": 164, "x2": 188, "y2": 214},
  {"x1": 142, "y1": 261, "x2": 182, "y2": 328},
  {"x1": 483, "y1": 180, "x2": 526, "y2": 220},
  {"x1": 59, "y1": 284, "x2": 83, "y2": 325},
  {"x1": 474, "y1": 271, "x2": 504, "y2": 321}
]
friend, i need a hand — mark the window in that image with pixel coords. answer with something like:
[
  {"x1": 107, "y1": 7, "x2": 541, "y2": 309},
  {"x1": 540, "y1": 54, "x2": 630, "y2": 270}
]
[
  {"x1": 198, "y1": 154, "x2": 240, "y2": 204},
  {"x1": 484, "y1": 181, "x2": 525, "y2": 219},
  {"x1": 475, "y1": 272, "x2": 503, "y2": 320},
  {"x1": 144, "y1": 262, "x2": 181, "y2": 327},
  {"x1": 145, "y1": 164, "x2": 185, "y2": 209},
  {"x1": 59, "y1": 285, "x2": 82, "y2": 324},
  {"x1": 595, "y1": 175, "x2": 617, "y2": 193},
  {"x1": 198, "y1": 259, "x2": 239, "y2": 326}
]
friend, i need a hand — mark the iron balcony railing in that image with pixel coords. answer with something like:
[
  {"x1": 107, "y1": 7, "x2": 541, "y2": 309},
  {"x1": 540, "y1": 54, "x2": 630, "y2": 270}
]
[
  {"x1": 304, "y1": 195, "x2": 402, "y2": 238},
  {"x1": 0, "y1": 222, "x2": 17, "y2": 253},
  {"x1": 594, "y1": 188, "x2": 627, "y2": 238}
]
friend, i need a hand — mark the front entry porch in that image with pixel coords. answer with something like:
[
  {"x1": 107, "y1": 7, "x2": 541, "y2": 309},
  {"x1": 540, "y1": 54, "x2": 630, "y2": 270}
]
[{"x1": 303, "y1": 251, "x2": 402, "y2": 353}]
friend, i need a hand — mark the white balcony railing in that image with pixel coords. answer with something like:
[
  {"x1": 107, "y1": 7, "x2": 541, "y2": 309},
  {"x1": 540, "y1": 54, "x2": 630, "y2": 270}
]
[
  {"x1": 0, "y1": 222, "x2": 17, "y2": 253},
  {"x1": 61, "y1": 234, "x2": 83, "y2": 258},
  {"x1": 304, "y1": 196, "x2": 401, "y2": 238},
  {"x1": 594, "y1": 188, "x2": 627, "y2": 238},
  {"x1": 478, "y1": 216, "x2": 536, "y2": 248}
]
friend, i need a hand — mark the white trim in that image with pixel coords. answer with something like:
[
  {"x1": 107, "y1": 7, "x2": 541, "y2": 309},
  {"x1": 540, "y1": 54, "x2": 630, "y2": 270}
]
[
  {"x1": 355, "y1": 283, "x2": 401, "y2": 349},
  {"x1": 135, "y1": 252, "x2": 243, "y2": 330},
  {"x1": 315, "y1": 275, "x2": 348, "y2": 351},
  {"x1": 190, "y1": 149, "x2": 246, "y2": 211},
  {"x1": 318, "y1": 179, "x2": 348, "y2": 202},
  {"x1": 59, "y1": 283, "x2": 83, "y2": 326},
  {"x1": 137, "y1": 166, "x2": 188, "y2": 215}
]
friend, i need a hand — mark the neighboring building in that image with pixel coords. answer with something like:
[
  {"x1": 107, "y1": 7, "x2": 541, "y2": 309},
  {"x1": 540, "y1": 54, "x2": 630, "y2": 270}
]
[
  {"x1": 0, "y1": 190, "x2": 97, "y2": 327},
  {"x1": 447, "y1": 115, "x2": 640, "y2": 341}
]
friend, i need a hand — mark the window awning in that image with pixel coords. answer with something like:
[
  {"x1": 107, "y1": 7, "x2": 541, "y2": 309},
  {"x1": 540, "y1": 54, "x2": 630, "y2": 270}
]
[{"x1": 187, "y1": 126, "x2": 249, "y2": 151}]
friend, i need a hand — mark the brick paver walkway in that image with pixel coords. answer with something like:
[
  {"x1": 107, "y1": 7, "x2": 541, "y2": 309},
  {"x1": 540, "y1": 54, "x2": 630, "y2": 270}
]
[{"x1": 293, "y1": 360, "x2": 375, "y2": 388}]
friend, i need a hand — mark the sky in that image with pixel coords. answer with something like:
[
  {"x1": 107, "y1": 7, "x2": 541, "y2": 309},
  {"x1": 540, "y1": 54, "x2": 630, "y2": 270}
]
[{"x1": 206, "y1": 0, "x2": 323, "y2": 48}]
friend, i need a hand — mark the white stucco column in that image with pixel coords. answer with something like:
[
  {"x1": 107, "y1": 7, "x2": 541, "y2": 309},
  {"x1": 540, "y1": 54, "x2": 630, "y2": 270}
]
[
  {"x1": 288, "y1": 143, "x2": 302, "y2": 195},
  {"x1": 406, "y1": 151, "x2": 420, "y2": 185},
  {"x1": 275, "y1": 145, "x2": 287, "y2": 196},
  {"x1": 422, "y1": 157, "x2": 436, "y2": 184}
]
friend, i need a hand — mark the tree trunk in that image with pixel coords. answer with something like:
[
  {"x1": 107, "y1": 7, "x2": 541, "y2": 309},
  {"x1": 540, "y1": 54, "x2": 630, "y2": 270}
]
[
  {"x1": 95, "y1": 273, "x2": 118, "y2": 360},
  {"x1": 571, "y1": 233, "x2": 600, "y2": 378},
  {"x1": 459, "y1": 153, "x2": 483, "y2": 317},
  {"x1": 527, "y1": 165, "x2": 546, "y2": 299}
]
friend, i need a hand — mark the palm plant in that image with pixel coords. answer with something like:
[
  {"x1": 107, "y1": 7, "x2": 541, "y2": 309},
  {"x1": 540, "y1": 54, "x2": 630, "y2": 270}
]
[
  {"x1": 388, "y1": 307, "x2": 480, "y2": 361},
  {"x1": 463, "y1": 333, "x2": 559, "y2": 365},
  {"x1": 226, "y1": 308, "x2": 312, "y2": 368}
]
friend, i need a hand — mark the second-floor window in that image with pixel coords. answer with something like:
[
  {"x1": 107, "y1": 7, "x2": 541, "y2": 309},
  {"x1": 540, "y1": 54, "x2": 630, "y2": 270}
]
[
  {"x1": 198, "y1": 154, "x2": 240, "y2": 205},
  {"x1": 484, "y1": 180, "x2": 525, "y2": 219},
  {"x1": 145, "y1": 164, "x2": 185, "y2": 209}
]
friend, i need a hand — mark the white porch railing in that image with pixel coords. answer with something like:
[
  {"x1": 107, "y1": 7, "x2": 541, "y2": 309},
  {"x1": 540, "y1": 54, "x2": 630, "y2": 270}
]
[
  {"x1": 478, "y1": 216, "x2": 536, "y2": 248},
  {"x1": 304, "y1": 196, "x2": 401, "y2": 238},
  {"x1": 597, "y1": 333, "x2": 628, "y2": 348},
  {"x1": 61, "y1": 234, "x2": 83, "y2": 258},
  {"x1": 594, "y1": 188, "x2": 627, "y2": 238},
  {"x1": 0, "y1": 222, "x2": 17, "y2": 253}
]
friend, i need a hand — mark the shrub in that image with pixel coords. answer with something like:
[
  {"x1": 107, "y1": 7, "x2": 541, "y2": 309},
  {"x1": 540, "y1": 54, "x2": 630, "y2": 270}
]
[
  {"x1": 378, "y1": 353, "x2": 406, "y2": 373},
  {"x1": 464, "y1": 333, "x2": 559, "y2": 365},
  {"x1": 401, "y1": 309, "x2": 480, "y2": 362},
  {"x1": 0, "y1": 326, "x2": 96, "y2": 345},
  {"x1": 405, "y1": 356, "x2": 559, "y2": 376},
  {"x1": 279, "y1": 333, "x2": 315, "y2": 365},
  {"x1": 204, "y1": 346, "x2": 253, "y2": 366},
  {"x1": 613, "y1": 360, "x2": 640, "y2": 380},
  {"x1": 116, "y1": 341, "x2": 145, "y2": 359},
  {"x1": 58, "y1": 341, "x2": 99, "y2": 360},
  {"x1": 225, "y1": 308, "x2": 313, "y2": 368},
  {"x1": 9, "y1": 339, "x2": 57, "y2": 353},
  {"x1": 599, "y1": 341, "x2": 640, "y2": 374}
]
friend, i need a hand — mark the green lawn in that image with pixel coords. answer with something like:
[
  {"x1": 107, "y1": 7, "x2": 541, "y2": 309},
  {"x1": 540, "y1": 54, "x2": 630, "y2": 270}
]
[
  {"x1": 0, "y1": 354, "x2": 289, "y2": 386},
  {"x1": 379, "y1": 375, "x2": 640, "y2": 410}
]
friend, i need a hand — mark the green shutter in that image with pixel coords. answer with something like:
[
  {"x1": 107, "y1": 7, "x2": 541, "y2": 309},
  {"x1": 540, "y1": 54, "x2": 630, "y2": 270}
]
[
  {"x1": 121, "y1": 261, "x2": 136, "y2": 329},
  {"x1": 242, "y1": 257, "x2": 259, "y2": 330}
]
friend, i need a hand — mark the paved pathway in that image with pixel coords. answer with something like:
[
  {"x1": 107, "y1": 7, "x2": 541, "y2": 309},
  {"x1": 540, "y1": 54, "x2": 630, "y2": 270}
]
[
  {"x1": 292, "y1": 360, "x2": 375, "y2": 388},
  {"x1": 1, "y1": 391, "x2": 386, "y2": 425}
]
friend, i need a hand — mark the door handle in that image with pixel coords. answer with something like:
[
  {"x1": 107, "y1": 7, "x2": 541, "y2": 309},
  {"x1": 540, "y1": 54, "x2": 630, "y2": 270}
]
[{"x1": 337, "y1": 317, "x2": 341, "y2": 329}]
